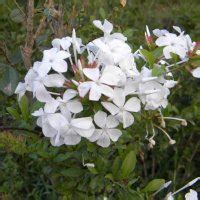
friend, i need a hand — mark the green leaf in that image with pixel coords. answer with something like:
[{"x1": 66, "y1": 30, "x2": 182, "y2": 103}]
[
  {"x1": 19, "y1": 95, "x2": 29, "y2": 121},
  {"x1": 140, "y1": 49, "x2": 155, "y2": 67},
  {"x1": 152, "y1": 47, "x2": 164, "y2": 59},
  {"x1": 61, "y1": 168, "x2": 83, "y2": 177},
  {"x1": 53, "y1": 153, "x2": 74, "y2": 162},
  {"x1": 112, "y1": 156, "x2": 121, "y2": 178},
  {"x1": 119, "y1": 150, "x2": 136, "y2": 179},
  {"x1": 10, "y1": 8, "x2": 25, "y2": 23},
  {"x1": 142, "y1": 179, "x2": 165, "y2": 193},
  {"x1": 152, "y1": 64, "x2": 166, "y2": 76},
  {"x1": 6, "y1": 107, "x2": 21, "y2": 119},
  {"x1": 124, "y1": 28, "x2": 134, "y2": 38},
  {"x1": 99, "y1": 7, "x2": 106, "y2": 19},
  {"x1": 0, "y1": 66, "x2": 19, "y2": 96}
]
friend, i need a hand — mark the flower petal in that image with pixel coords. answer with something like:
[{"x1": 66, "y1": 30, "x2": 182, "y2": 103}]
[
  {"x1": 78, "y1": 81, "x2": 92, "y2": 97},
  {"x1": 47, "y1": 113, "x2": 68, "y2": 130},
  {"x1": 71, "y1": 117, "x2": 93, "y2": 130},
  {"x1": 97, "y1": 132, "x2": 111, "y2": 147},
  {"x1": 42, "y1": 122, "x2": 57, "y2": 137},
  {"x1": 35, "y1": 62, "x2": 51, "y2": 77},
  {"x1": 101, "y1": 102, "x2": 120, "y2": 115},
  {"x1": 52, "y1": 60, "x2": 68, "y2": 72},
  {"x1": 100, "y1": 84, "x2": 114, "y2": 98},
  {"x1": 63, "y1": 89, "x2": 78, "y2": 101},
  {"x1": 67, "y1": 100, "x2": 83, "y2": 113},
  {"x1": 106, "y1": 115, "x2": 119, "y2": 128},
  {"x1": 64, "y1": 129, "x2": 81, "y2": 145},
  {"x1": 122, "y1": 111, "x2": 134, "y2": 128},
  {"x1": 42, "y1": 74, "x2": 65, "y2": 87},
  {"x1": 113, "y1": 87, "x2": 125, "y2": 107},
  {"x1": 74, "y1": 126, "x2": 95, "y2": 138},
  {"x1": 56, "y1": 50, "x2": 71, "y2": 60},
  {"x1": 124, "y1": 97, "x2": 141, "y2": 112},
  {"x1": 89, "y1": 83, "x2": 102, "y2": 101},
  {"x1": 44, "y1": 100, "x2": 59, "y2": 113},
  {"x1": 35, "y1": 84, "x2": 54, "y2": 102},
  {"x1": 107, "y1": 129, "x2": 122, "y2": 142},
  {"x1": 88, "y1": 129, "x2": 102, "y2": 142},
  {"x1": 94, "y1": 111, "x2": 107, "y2": 128},
  {"x1": 83, "y1": 68, "x2": 100, "y2": 81},
  {"x1": 192, "y1": 67, "x2": 200, "y2": 78}
]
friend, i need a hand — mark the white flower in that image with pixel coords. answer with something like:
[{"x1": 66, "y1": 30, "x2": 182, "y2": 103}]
[
  {"x1": 52, "y1": 37, "x2": 72, "y2": 50},
  {"x1": 153, "y1": 28, "x2": 169, "y2": 37},
  {"x1": 192, "y1": 67, "x2": 200, "y2": 78},
  {"x1": 139, "y1": 81, "x2": 170, "y2": 110},
  {"x1": 91, "y1": 38, "x2": 132, "y2": 65},
  {"x1": 93, "y1": 19, "x2": 127, "y2": 41},
  {"x1": 93, "y1": 19, "x2": 113, "y2": 35},
  {"x1": 102, "y1": 88, "x2": 141, "y2": 128},
  {"x1": 44, "y1": 89, "x2": 83, "y2": 114},
  {"x1": 34, "y1": 109, "x2": 95, "y2": 146},
  {"x1": 78, "y1": 66, "x2": 124, "y2": 101},
  {"x1": 38, "y1": 48, "x2": 70, "y2": 76},
  {"x1": 54, "y1": 113, "x2": 95, "y2": 146},
  {"x1": 156, "y1": 33, "x2": 187, "y2": 59},
  {"x1": 185, "y1": 189, "x2": 198, "y2": 200},
  {"x1": 88, "y1": 111, "x2": 122, "y2": 147},
  {"x1": 118, "y1": 54, "x2": 140, "y2": 78}
]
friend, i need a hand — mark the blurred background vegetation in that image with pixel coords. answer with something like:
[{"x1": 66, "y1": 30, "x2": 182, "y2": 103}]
[{"x1": 0, "y1": 0, "x2": 199, "y2": 199}]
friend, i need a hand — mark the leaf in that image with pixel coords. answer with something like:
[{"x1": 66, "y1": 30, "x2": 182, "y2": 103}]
[
  {"x1": 112, "y1": 156, "x2": 121, "y2": 178},
  {"x1": 19, "y1": 95, "x2": 29, "y2": 121},
  {"x1": 6, "y1": 107, "x2": 21, "y2": 120},
  {"x1": 61, "y1": 168, "x2": 83, "y2": 177},
  {"x1": 10, "y1": 8, "x2": 25, "y2": 23},
  {"x1": 152, "y1": 64, "x2": 166, "y2": 76},
  {"x1": 53, "y1": 153, "x2": 74, "y2": 162},
  {"x1": 152, "y1": 47, "x2": 164, "y2": 59},
  {"x1": 120, "y1": 0, "x2": 127, "y2": 7},
  {"x1": 140, "y1": 49, "x2": 155, "y2": 67},
  {"x1": 99, "y1": 7, "x2": 106, "y2": 19},
  {"x1": 142, "y1": 179, "x2": 165, "y2": 193},
  {"x1": 124, "y1": 28, "x2": 134, "y2": 38},
  {"x1": 119, "y1": 151, "x2": 136, "y2": 179},
  {"x1": 0, "y1": 66, "x2": 19, "y2": 96}
]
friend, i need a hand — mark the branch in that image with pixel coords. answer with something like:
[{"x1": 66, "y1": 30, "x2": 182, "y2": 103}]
[
  {"x1": 21, "y1": 0, "x2": 53, "y2": 69},
  {"x1": 21, "y1": 0, "x2": 34, "y2": 69}
]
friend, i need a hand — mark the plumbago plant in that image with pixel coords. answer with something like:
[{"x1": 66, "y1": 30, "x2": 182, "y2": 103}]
[{"x1": 14, "y1": 19, "x2": 200, "y2": 199}]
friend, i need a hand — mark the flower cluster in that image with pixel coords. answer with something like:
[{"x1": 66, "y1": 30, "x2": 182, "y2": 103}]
[{"x1": 15, "y1": 20, "x2": 200, "y2": 148}]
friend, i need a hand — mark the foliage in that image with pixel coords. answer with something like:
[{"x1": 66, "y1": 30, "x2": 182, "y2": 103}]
[{"x1": 0, "y1": 0, "x2": 199, "y2": 199}]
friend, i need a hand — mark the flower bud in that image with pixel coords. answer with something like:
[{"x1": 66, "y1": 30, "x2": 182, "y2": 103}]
[
  {"x1": 149, "y1": 138, "x2": 156, "y2": 146},
  {"x1": 169, "y1": 139, "x2": 176, "y2": 145},
  {"x1": 181, "y1": 120, "x2": 187, "y2": 126}
]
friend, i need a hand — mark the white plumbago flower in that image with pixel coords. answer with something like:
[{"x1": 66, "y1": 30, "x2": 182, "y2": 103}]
[
  {"x1": 93, "y1": 19, "x2": 127, "y2": 41},
  {"x1": 102, "y1": 88, "x2": 141, "y2": 128},
  {"x1": 93, "y1": 19, "x2": 113, "y2": 35},
  {"x1": 78, "y1": 66, "x2": 125, "y2": 101},
  {"x1": 34, "y1": 109, "x2": 95, "y2": 146},
  {"x1": 16, "y1": 62, "x2": 66, "y2": 103},
  {"x1": 192, "y1": 67, "x2": 200, "y2": 78},
  {"x1": 185, "y1": 189, "x2": 198, "y2": 200},
  {"x1": 44, "y1": 89, "x2": 83, "y2": 114},
  {"x1": 139, "y1": 81, "x2": 170, "y2": 110},
  {"x1": 88, "y1": 111, "x2": 122, "y2": 147},
  {"x1": 89, "y1": 38, "x2": 132, "y2": 65},
  {"x1": 163, "y1": 80, "x2": 178, "y2": 88},
  {"x1": 155, "y1": 32, "x2": 187, "y2": 59},
  {"x1": 52, "y1": 37, "x2": 72, "y2": 50},
  {"x1": 49, "y1": 112, "x2": 95, "y2": 146},
  {"x1": 118, "y1": 54, "x2": 140, "y2": 78},
  {"x1": 38, "y1": 48, "x2": 71, "y2": 76},
  {"x1": 153, "y1": 28, "x2": 169, "y2": 37}
]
